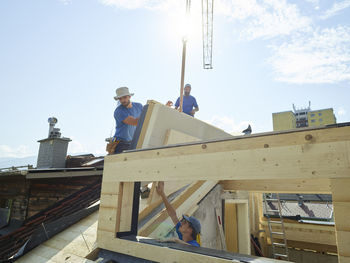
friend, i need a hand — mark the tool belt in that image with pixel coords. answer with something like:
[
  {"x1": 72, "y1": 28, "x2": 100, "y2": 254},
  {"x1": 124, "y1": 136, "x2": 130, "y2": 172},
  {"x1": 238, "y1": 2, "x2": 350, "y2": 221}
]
[{"x1": 106, "y1": 139, "x2": 120, "y2": 155}]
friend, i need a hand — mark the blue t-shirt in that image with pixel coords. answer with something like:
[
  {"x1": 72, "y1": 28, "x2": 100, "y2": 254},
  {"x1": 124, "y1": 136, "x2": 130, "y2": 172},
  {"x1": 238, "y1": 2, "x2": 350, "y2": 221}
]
[
  {"x1": 175, "y1": 95, "x2": 198, "y2": 116},
  {"x1": 175, "y1": 222, "x2": 200, "y2": 247},
  {"x1": 114, "y1": 102, "x2": 143, "y2": 142}
]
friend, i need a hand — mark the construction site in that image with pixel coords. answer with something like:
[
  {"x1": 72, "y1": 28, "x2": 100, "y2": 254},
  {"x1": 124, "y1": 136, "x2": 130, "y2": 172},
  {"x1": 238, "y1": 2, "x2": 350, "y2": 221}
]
[{"x1": 1, "y1": 0, "x2": 349, "y2": 263}]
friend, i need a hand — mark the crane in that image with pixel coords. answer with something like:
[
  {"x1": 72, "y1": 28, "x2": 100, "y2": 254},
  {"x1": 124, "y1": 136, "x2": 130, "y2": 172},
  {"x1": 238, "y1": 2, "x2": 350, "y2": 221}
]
[
  {"x1": 179, "y1": 0, "x2": 214, "y2": 111},
  {"x1": 202, "y1": 0, "x2": 214, "y2": 69}
]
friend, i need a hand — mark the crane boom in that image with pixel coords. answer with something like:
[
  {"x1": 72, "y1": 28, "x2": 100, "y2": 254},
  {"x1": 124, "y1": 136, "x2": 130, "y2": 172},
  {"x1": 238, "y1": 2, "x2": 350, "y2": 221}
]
[{"x1": 202, "y1": 0, "x2": 214, "y2": 69}]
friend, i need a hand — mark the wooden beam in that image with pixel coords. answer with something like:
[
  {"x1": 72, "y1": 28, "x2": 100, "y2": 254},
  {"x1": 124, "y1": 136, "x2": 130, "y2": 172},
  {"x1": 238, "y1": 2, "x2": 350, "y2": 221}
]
[
  {"x1": 220, "y1": 179, "x2": 331, "y2": 193},
  {"x1": 331, "y1": 178, "x2": 350, "y2": 263},
  {"x1": 273, "y1": 240, "x2": 337, "y2": 254},
  {"x1": 224, "y1": 202, "x2": 238, "y2": 253},
  {"x1": 226, "y1": 200, "x2": 250, "y2": 254},
  {"x1": 97, "y1": 230, "x2": 288, "y2": 263},
  {"x1": 260, "y1": 220, "x2": 336, "y2": 247},
  {"x1": 118, "y1": 182, "x2": 135, "y2": 232},
  {"x1": 104, "y1": 126, "x2": 350, "y2": 182}
]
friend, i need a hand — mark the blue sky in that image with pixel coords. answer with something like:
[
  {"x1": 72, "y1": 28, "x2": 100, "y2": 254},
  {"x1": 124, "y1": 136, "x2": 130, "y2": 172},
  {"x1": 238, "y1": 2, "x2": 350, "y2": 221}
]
[{"x1": 0, "y1": 0, "x2": 349, "y2": 159}]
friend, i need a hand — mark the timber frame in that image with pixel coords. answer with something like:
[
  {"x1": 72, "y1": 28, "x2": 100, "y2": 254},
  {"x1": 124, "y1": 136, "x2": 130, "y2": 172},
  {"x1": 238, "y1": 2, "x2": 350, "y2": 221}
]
[{"x1": 97, "y1": 100, "x2": 350, "y2": 263}]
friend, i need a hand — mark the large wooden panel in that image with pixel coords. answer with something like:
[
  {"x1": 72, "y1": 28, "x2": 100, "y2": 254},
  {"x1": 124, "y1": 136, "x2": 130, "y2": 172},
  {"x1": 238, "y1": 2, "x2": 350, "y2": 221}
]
[
  {"x1": 104, "y1": 140, "x2": 350, "y2": 182},
  {"x1": 139, "y1": 101, "x2": 232, "y2": 149},
  {"x1": 224, "y1": 202, "x2": 238, "y2": 253}
]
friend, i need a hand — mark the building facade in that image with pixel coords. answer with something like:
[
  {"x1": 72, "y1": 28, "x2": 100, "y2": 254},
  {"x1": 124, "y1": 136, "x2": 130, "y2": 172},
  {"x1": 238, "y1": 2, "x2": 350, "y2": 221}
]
[{"x1": 273, "y1": 103, "x2": 336, "y2": 131}]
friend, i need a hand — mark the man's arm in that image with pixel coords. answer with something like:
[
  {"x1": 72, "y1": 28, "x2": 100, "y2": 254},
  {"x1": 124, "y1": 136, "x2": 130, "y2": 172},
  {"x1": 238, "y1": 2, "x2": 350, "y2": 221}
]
[
  {"x1": 192, "y1": 97, "x2": 199, "y2": 115},
  {"x1": 156, "y1": 182, "x2": 179, "y2": 225},
  {"x1": 122, "y1": 116, "x2": 139, "y2": 126},
  {"x1": 174, "y1": 98, "x2": 180, "y2": 110}
]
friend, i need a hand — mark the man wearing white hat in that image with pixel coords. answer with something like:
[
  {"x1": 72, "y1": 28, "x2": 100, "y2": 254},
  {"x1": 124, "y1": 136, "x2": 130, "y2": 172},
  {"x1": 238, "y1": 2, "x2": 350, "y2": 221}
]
[{"x1": 113, "y1": 87, "x2": 143, "y2": 154}]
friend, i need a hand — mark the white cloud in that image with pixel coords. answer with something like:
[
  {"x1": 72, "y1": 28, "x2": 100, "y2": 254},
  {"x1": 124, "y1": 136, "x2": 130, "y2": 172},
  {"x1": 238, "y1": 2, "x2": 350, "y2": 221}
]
[
  {"x1": 99, "y1": 0, "x2": 180, "y2": 10},
  {"x1": 100, "y1": 0, "x2": 311, "y2": 40},
  {"x1": 67, "y1": 137, "x2": 88, "y2": 154},
  {"x1": 338, "y1": 107, "x2": 347, "y2": 116},
  {"x1": 0, "y1": 145, "x2": 34, "y2": 158},
  {"x1": 206, "y1": 115, "x2": 252, "y2": 135},
  {"x1": 321, "y1": 0, "x2": 350, "y2": 19},
  {"x1": 216, "y1": 0, "x2": 311, "y2": 40},
  {"x1": 269, "y1": 26, "x2": 350, "y2": 84},
  {"x1": 59, "y1": 0, "x2": 72, "y2": 5}
]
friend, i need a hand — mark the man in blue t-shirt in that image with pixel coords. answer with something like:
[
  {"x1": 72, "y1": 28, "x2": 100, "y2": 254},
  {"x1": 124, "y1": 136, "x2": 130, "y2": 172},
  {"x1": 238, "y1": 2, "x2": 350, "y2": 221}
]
[
  {"x1": 175, "y1": 84, "x2": 199, "y2": 117},
  {"x1": 156, "y1": 181, "x2": 201, "y2": 247},
  {"x1": 113, "y1": 87, "x2": 143, "y2": 154}
]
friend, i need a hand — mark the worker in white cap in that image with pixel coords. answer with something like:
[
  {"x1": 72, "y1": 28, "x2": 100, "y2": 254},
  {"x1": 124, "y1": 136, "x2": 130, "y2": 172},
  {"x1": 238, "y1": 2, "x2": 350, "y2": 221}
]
[{"x1": 112, "y1": 87, "x2": 143, "y2": 154}]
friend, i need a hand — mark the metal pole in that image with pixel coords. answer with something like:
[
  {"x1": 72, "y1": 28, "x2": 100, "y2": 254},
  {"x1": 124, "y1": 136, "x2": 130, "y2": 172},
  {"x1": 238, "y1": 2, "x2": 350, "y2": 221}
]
[
  {"x1": 179, "y1": 0, "x2": 191, "y2": 113},
  {"x1": 179, "y1": 39, "x2": 187, "y2": 112}
]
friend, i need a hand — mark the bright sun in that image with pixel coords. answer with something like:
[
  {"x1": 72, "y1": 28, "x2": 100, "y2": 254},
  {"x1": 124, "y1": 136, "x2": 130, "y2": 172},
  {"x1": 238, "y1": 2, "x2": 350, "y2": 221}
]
[{"x1": 164, "y1": 1, "x2": 203, "y2": 43}]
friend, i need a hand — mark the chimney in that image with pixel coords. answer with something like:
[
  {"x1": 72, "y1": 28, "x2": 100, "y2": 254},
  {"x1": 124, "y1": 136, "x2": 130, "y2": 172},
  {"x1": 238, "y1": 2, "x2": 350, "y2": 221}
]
[{"x1": 36, "y1": 117, "x2": 71, "y2": 168}]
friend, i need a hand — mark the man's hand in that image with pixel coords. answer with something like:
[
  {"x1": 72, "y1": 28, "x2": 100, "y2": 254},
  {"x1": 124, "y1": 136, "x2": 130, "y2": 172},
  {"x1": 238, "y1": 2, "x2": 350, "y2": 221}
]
[
  {"x1": 156, "y1": 181, "x2": 179, "y2": 225},
  {"x1": 156, "y1": 181, "x2": 165, "y2": 196},
  {"x1": 190, "y1": 110, "x2": 196, "y2": 116}
]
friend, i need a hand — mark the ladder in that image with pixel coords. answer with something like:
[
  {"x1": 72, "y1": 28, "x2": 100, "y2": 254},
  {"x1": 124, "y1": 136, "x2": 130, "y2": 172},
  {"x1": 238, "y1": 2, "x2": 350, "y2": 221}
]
[{"x1": 263, "y1": 193, "x2": 289, "y2": 260}]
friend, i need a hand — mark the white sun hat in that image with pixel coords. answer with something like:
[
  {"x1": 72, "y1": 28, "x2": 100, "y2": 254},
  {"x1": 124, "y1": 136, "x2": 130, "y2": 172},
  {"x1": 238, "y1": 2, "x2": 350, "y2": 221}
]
[{"x1": 114, "y1": 87, "x2": 134, "y2": 100}]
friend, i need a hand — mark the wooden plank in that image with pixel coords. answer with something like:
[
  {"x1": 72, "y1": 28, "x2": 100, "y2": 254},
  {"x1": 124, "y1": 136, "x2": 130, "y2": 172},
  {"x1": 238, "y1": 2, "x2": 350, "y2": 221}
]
[
  {"x1": 333, "y1": 202, "x2": 350, "y2": 231},
  {"x1": 97, "y1": 230, "x2": 288, "y2": 263},
  {"x1": 260, "y1": 221, "x2": 336, "y2": 246},
  {"x1": 99, "y1": 194, "x2": 120, "y2": 209},
  {"x1": 118, "y1": 182, "x2": 134, "y2": 232},
  {"x1": 234, "y1": 201, "x2": 250, "y2": 255},
  {"x1": 224, "y1": 202, "x2": 238, "y2": 253},
  {"x1": 101, "y1": 181, "x2": 121, "y2": 195},
  {"x1": 136, "y1": 100, "x2": 157, "y2": 149},
  {"x1": 338, "y1": 256, "x2": 350, "y2": 263},
  {"x1": 274, "y1": 239, "x2": 337, "y2": 253},
  {"x1": 335, "y1": 231, "x2": 350, "y2": 257},
  {"x1": 220, "y1": 179, "x2": 331, "y2": 193},
  {"x1": 331, "y1": 178, "x2": 350, "y2": 262},
  {"x1": 104, "y1": 127, "x2": 350, "y2": 182},
  {"x1": 331, "y1": 178, "x2": 350, "y2": 202},
  {"x1": 97, "y1": 207, "x2": 118, "y2": 233}
]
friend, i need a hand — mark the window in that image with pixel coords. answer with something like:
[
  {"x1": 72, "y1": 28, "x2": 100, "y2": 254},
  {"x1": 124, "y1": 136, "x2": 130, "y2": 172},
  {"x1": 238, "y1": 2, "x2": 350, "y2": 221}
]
[
  {"x1": 319, "y1": 118, "x2": 323, "y2": 122},
  {"x1": 318, "y1": 112, "x2": 322, "y2": 116},
  {"x1": 311, "y1": 119, "x2": 315, "y2": 123},
  {"x1": 311, "y1": 113, "x2": 315, "y2": 117}
]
